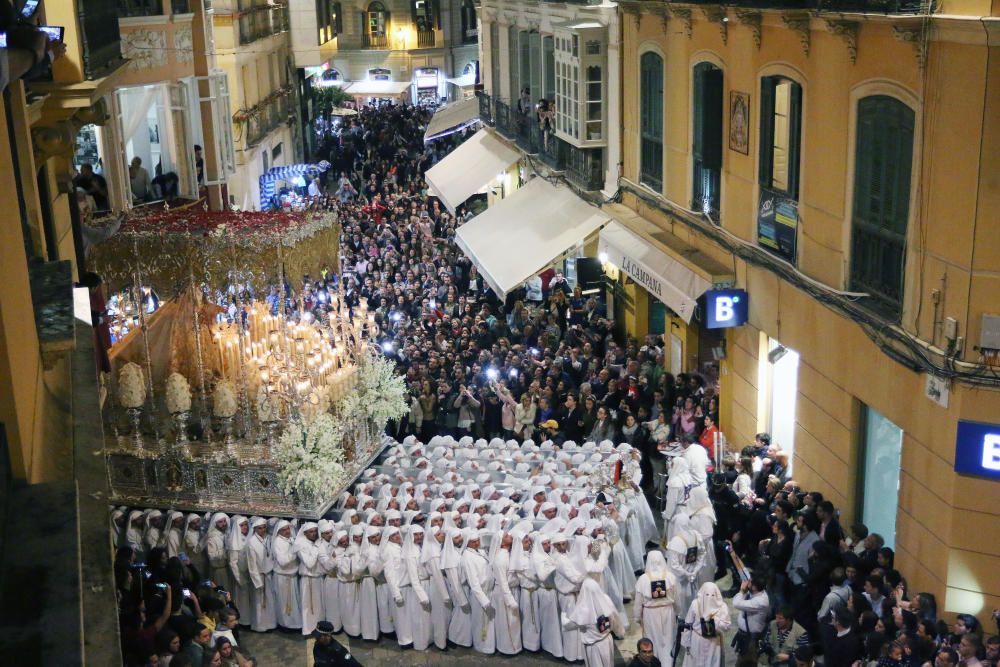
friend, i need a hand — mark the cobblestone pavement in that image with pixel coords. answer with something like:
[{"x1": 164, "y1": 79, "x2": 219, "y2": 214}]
[{"x1": 238, "y1": 573, "x2": 743, "y2": 667}]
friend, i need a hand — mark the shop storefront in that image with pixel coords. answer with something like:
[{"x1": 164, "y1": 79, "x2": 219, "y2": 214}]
[
  {"x1": 597, "y1": 205, "x2": 735, "y2": 377},
  {"x1": 414, "y1": 67, "x2": 441, "y2": 106}
]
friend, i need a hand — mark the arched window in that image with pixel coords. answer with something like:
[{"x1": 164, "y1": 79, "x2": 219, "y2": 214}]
[
  {"x1": 366, "y1": 1, "x2": 388, "y2": 39},
  {"x1": 639, "y1": 51, "x2": 664, "y2": 190},
  {"x1": 849, "y1": 95, "x2": 915, "y2": 320},
  {"x1": 692, "y1": 61, "x2": 723, "y2": 216},
  {"x1": 411, "y1": 0, "x2": 437, "y2": 33},
  {"x1": 461, "y1": 0, "x2": 477, "y2": 44}
]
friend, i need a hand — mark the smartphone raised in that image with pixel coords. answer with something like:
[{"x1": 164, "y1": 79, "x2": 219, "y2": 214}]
[{"x1": 38, "y1": 26, "x2": 65, "y2": 43}]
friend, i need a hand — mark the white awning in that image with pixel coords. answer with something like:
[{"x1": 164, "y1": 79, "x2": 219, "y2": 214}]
[
  {"x1": 455, "y1": 178, "x2": 610, "y2": 297},
  {"x1": 424, "y1": 97, "x2": 480, "y2": 142},
  {"x1": 424, "y1": 128, "x2": 520, "y2": 213},
  {"x1": 446, "y1": 73, "x2": 477, "y2": 88},
  {"x1": 598, "y1": 220, "x2": 713, "y2": 323},
  {"x1": 342, "y1": 80, "x2": 412, "y2": 97}
]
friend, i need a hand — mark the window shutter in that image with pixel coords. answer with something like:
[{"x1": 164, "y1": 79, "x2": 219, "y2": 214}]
[
  {"x1": 759, "y1": 76, "x2": 776, "y2": 188},
  {"x1": 702, "y1": 67, "x2": 723, "y2": 170},
  {"x1": 850, "y1": 95, "x2": 914, "y2": 318},
  {"x1": 787, "y1": 82, "x2": 802, "y2": 200},
  {"x1": 692, "y1": 65, "x2": 704, "y2": 162}
]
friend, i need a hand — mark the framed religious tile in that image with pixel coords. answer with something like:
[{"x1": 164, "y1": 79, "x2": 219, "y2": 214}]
[{"x1": 729, "y1": 91, "x2": 750, "y2": 155}]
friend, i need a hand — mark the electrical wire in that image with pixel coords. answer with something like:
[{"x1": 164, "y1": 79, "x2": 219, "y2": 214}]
[{"x1": 614, "y1": 178, "x2": 1000, "y2": 389}]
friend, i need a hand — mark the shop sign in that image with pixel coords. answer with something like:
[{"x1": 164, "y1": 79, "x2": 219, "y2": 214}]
[
  {"x1": 416, "y1": 68, "x2": 439, "y2": 89},
  {"x1": 757, "y1": 186, "x2": 798, "y2": 264},
  {"x1": 955, "y1": 420, "x2": 1000, "y2": 480},
  {"x1": 704, "y1": 289, "x2": 748, "y2": 329}
]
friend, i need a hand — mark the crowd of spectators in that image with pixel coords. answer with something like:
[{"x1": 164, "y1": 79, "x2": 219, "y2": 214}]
[{"x1": 110, "y1": 102, "x2": 1000, "y2": 667}]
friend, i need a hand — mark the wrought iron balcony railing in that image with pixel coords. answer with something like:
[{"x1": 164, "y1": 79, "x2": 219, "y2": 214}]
[
  {"x1": 362, "y1": 32, "x2": 390, "y2": 49},
  {"x1": 239, "y1": 5, "x2": 289, "y2": 45},
  {"x1": 478, "y1": 92, "x2": 493, "y2": 126},
  {"x1": 417, "y1": 29, "x2": 436, "y2": 48},
  {"x1": 246, "y1": 92, "x2": 291, "y2": 146}
]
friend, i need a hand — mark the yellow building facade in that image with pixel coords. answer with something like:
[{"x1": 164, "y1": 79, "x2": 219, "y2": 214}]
[{"x1": 618, "y1": 0, "x2": 1000, "y2": 615}]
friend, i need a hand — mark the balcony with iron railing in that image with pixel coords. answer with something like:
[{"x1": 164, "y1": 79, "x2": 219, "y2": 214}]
[
  {"x1": 478, "y1": 92, "x2": 494, "y2": 126},
  {"x1": 245, "y1": 91, "x2": 291, "y2": 146},
  {"x1": 417, "y1": 29, "x2": 437, "y2": 48},
  {"x1": 463, "y1": 26, "x2": 479, "y2": 45},
  {"x1": 494, "y1": 98, "x2": 512, "y2": 138},
  {"x1": 239, "y1": 4, "x2": 289, "y2": 45},
  {"x1": 362, "y1": 31, "x2": 390, "y2": 49}
]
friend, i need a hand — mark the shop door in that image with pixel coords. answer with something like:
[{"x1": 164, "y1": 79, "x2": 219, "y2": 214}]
[{"x1": 766, "y1": 338, "x2": 799, "y2": 469}]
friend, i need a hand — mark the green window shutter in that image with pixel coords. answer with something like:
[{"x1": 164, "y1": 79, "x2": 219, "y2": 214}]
[
  {"x1": 787, "y1": 81, "x2": 802, "y2": 200},
  {"x1": 851, "y1": 95, "x2": 915, "y2": 318},
  {"x1": 702, "y1": 67, "x2": 723, "y2": 171},
  {"x1": 759, "y1": 76, "x2": 776, "y2": 188},
  {"x1": 692, "y1": 64, "x2": 705, "y2": 161},
  {"x1": 639, "y1": 52, "x2": 663, "y2": 189}
]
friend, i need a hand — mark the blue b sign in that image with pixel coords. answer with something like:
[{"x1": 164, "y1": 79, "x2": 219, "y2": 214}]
[
  {"x1": 955, "y1": 420, "x2": 1000, "y2": 480},
  {"x1": 704, "y1": 289, "x2": 749, "y2": 329}
]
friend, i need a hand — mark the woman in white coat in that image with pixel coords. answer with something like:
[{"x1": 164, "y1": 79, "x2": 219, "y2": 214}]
[
  {"x1": 420, "y1": 525, "x2": 452, "y2": 650},
  {"x1": 562, "y1": 578, "x2": 625, "y2": 667},
  {"x1": 681, "y1": 581, "x2": 732, "y2": 667},
  {"x1": 442, "y1": 528, "x2": 472, "y2": 647},
  {"x1": 633, "y1": 550, "x2": 680, "y2": 662}
]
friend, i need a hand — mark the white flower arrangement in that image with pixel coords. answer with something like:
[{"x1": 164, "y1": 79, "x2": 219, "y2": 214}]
[
  {"x1": 336, "y1": 349, "x2": 408, "y2": 430},
  {"x1": 118, "y1": 362, "x2": 147, "y2": 409},
  {"x1": 273, "y1": 412, "x2": 347, "y2": 497},
  {"x1": 165, "y1": 372, "x2": 192, "y2": 414},
  {"x1": 213, "y1": 380, "x2": 239, "y2": 418},
  {"x1": 256, "y1": 385, "x2": 280, "y2": 423}
]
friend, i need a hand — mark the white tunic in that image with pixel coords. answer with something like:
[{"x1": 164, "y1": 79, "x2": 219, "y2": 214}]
[
  {"x1": 634, "y1": 569, "x2": 681, "y2": 662},
  {"x1": 337, "y1": 545, "x2": 364, "y2": 637},
  {"x1": 681, "y1": 592, "x2": 732, "y2": 667},
  {"x1": 271, "y1": 535, "x2": 302, "y2": 629},
  {"x1": 491, "y1": 549, "x2": 522, "y2": 655},
  {"x1": 462, "y1": 548, "x2": 496, "y2": 654},
  {"x1": 444, "y1": 559, "x2": 472, "y2": 646},
  {"x1": 244, "y1": 534, "x2": 276, "y2": 632},
  {"x1": 422, "y1": 551, "x2": 451, "y2": 650},
  {"x1": 553, "y1": 550, "x2": 586, "y2": 662},
  {"x1": 534, "y1": 550, "x2": 564, "y2": 658},
  {"x1": 318, "y1": 540, "x2": 344, "y2": 632},
  {"x1": 295, "y1": 537, "x2": 325, "y2": 635}
]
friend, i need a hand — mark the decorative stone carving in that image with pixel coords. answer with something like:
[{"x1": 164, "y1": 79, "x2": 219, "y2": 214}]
[
  {"x1": 653, "y1": 5, "x2": 670, "y2": 32},
  {"x1": 824, "y1": 19, "x2": 859, "y2": 64},
  {"x1": 701, "y1": 6, "x2": 729, "y2": 45},
  {"x1": 735, "y1": 9, "x2": 762, "y2": 49},
  {"x1": 892, "y1": 24, "x2": 928, "y2": 69},
  {"x1": 121, "y1": 28, "x2": 168, "y2": 71},
  {"x1": 669, "y1": 6, "x2": 693, "y2": 39},
  {"x1": 174, "y1": 26, "x2": 193, "y2": 65},
  {"x1": 782, "y1": 13, "x2": 812, "y2": 57}
]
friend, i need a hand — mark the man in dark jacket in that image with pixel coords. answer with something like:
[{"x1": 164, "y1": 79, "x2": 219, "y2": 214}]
[
  {"x1": 559, "y1": 393, "x2": 586, "y2": 442},
  {"x1": 822, "y1": 607, "x2": 863, "y2": 667},
  {"x1": 313, "y1": 621, "x2": 362, "y2": 666}
]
